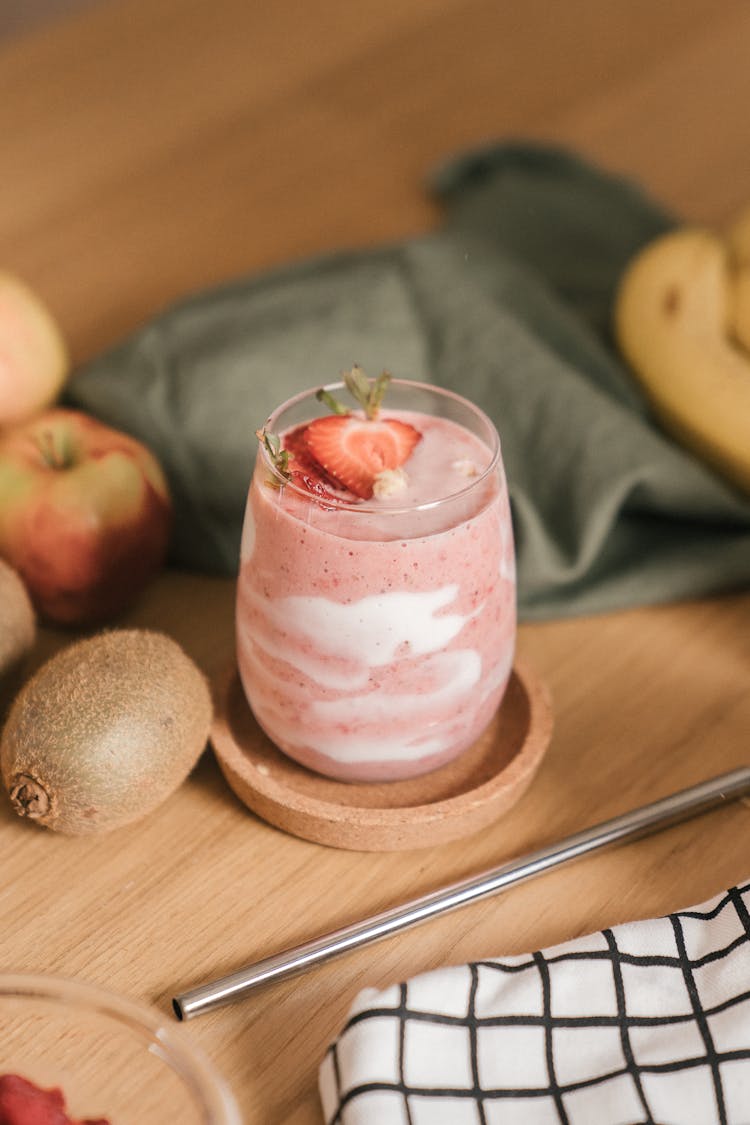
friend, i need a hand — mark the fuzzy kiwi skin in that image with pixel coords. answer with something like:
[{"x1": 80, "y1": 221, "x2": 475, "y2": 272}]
[
  {"x1": 0, "y1": 629, "x2": 213, "y2": 834},
  {"x1": 0, "y1": 559, "x2": 35, "y2": 684}
]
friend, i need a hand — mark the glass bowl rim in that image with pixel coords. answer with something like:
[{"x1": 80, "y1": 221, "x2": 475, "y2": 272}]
[
  {"x1": 259, "y1": 377, "x2": 502, "y2": 515},
  {"x1": 0, "y1": 972, "x2": 242, "y2": 1124}
]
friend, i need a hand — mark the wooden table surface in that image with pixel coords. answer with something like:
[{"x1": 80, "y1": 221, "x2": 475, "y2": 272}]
[{"x1": 2, "y1": 2, "x2": 750, "y2": 1122}]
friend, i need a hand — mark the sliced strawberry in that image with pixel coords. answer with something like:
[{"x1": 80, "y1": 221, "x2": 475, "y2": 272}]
[
  {"x1": 278, "y1": 424, "x2": 345, "y2": 503},
  {"x1": 282, "y1": 424, "x2": 336, "y2": 483},
  {"x1": 302, "y1": 415, "x2": 421, "y2": 499}
]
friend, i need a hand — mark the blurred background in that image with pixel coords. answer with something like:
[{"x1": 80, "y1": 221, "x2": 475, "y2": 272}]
[
  {"x1": 3, "y1": 0, "x2": 749, "y2": 373},
  {"x1": 0, "y1": 0, "x2": 102, "y2": 40}
]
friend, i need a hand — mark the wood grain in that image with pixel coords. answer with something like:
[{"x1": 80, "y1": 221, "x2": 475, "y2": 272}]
[{"x1": 1, "y1": 3, "x2": 750, "y2": 1122}]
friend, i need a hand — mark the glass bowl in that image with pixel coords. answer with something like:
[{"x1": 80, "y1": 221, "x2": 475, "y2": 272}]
[{"x1": 0, "y1": 973, "x2": 241, "y2": 1124}]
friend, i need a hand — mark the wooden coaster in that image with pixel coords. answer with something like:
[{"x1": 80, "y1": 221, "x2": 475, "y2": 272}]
[{"x1": 210, "y1": 659, "x2": 553, "y2": 851}]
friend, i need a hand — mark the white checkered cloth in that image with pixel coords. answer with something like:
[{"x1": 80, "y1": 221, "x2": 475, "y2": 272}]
[{"x1": 319, "y1": 882, "x2": 750, "y2": 1125}]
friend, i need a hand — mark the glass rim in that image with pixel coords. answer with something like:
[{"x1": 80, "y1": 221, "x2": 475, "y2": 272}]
[
  {"x1": 259, "y1": 377, "x2": 501, "y2": 515},
  {"x1": 0, "y1": 972, "x2": 242, "y2": 1124}
]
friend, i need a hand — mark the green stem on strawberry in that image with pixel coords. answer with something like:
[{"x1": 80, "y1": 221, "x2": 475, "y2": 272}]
[
  {"x1": 315, "y1": 365, "x2": 393, "y2": 420},
  {"x1": 315, "y1": 388, "x2": 350, "y2": 416}
]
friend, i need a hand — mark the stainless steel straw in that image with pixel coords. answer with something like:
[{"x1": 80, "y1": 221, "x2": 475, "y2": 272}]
[{"x1": 173, "y1": 767, "x2": 750, "y2": 1020}]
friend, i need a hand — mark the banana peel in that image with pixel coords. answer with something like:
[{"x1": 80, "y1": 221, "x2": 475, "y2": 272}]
[{"x1": 614, "y1": 224, "x2": 750, "y2": 495}]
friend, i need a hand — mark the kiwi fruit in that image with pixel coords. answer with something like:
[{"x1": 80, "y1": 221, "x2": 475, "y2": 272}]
[
  {"x1": 0, "y1": 559, "x2": 36, "y2": 687},
  {"x1": 0, "y1": 629, "x2": 213, "y2": 834}
]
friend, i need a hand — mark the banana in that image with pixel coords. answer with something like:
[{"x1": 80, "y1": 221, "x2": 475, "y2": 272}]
[
  {"x1": 730, "y1": 266, "x2": 750, "y2": 356},
  {"x1": 726, "y1": 202, "x2": 750, "y2": 354},
  {"x1": 614, "y1": 227, "x2": 750, "y2": 494},
  {"x1": 727, "y1": 201, "x2": 750, "y2": 258}
]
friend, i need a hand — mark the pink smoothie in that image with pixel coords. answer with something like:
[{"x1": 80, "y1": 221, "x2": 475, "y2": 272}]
[{"x1": 236, "y1": 406, "x2": 516, "y2": 782}]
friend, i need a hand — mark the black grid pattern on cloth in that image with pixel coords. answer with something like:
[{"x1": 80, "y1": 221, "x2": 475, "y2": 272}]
[{"x1": 321, "y1": 882, "x2": 750, "y2": 1125}]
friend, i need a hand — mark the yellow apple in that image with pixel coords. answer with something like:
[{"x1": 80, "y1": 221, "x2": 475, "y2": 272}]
[{"x1": 0, "y1": 271, "x2": 70, "y2": 426}]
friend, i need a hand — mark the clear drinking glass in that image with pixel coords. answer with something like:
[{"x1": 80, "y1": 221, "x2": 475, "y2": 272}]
[
  {"x1": 236, "y1": 378, "x2": 516, "y2": 783},
  {"x1": 0, "y1": 973, "x2": 241, "y2": 1124}
]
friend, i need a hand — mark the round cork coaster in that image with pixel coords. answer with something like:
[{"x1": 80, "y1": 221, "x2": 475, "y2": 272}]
[{"x1": 210, "y1": 659, "x2": 553, "y2": 852}]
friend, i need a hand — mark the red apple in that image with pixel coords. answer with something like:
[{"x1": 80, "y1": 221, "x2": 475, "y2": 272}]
[{"x1": 0, "y1": 408, "x2": 172, "y2": 625}]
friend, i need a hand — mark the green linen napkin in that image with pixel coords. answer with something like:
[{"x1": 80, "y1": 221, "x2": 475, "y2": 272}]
[{"x1": 63, "y1": 142, "x2": 750, "y2": 619}]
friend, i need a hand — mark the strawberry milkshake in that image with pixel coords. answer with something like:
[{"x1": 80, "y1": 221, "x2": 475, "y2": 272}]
[{"x1": 236, "y1": 371, "x2": 516, "y2": 782}]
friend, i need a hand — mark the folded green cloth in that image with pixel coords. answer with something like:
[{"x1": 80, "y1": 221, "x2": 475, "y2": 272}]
[{"x1": 64, "y1": 142, "x2": 750, "y2": 619}]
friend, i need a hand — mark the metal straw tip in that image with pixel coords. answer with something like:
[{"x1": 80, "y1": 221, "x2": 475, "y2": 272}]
[{"x1": 172, "y1": 996, "x2": 186, "y2": 1021}]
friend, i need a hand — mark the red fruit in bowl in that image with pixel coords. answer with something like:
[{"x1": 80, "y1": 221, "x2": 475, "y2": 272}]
[
  {"x1": 0, "y1": 1073, "x2": 110, "y2": 1124},
  {"x1": 0, "y1": 408, "x2": 172, "y2": 626}
]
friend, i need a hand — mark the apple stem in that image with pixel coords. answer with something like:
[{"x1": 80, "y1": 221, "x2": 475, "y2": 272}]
[{"x1": 36, "y1": 428, "x2": 74, "y2": 470}]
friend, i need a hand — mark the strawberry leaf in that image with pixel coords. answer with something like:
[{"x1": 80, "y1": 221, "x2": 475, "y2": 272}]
[
  {"x1": 315, "y1": 387, "x2": 350, "y2": 415},
  {"x1": 343, "y1": 365, "x2": 374, "y2": 412},
  {"x1": 367, "y1": 370, "x2": 392, "y2": 418},
  {"x1": 318, "y1": 365, "x2": 393, "y2": 420},
  {"x1": 256, "y1": 428, "x2": 291, "y2": 480}
]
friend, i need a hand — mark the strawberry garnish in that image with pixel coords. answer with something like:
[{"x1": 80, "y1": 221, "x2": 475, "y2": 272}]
[
  {"x1": 282, "y1": 424, "x2": 338, "y2": 485},
  {"x1": 302, "y1": 414, "x2": 421, "y2": 499},
  {"x1": 256, "y1": 426, "x2": 345, "y2": 504},
  {"x1": 258, "y1": 367, "x2": 421, "y2": 502},
  {"x1": 282, "y1": 424, "x2": 349, "y2": 502}
]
